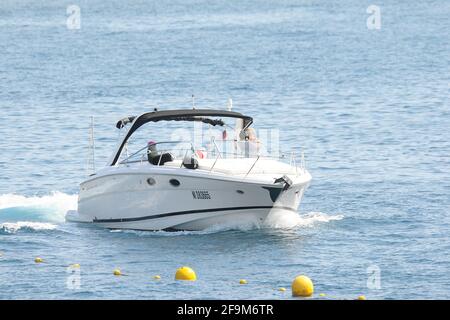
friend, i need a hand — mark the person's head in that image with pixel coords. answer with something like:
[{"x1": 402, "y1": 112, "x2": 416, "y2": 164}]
[
  {"x1": 239, "y1": 128, "x2": 255, "y2": 141},
  {"x1": 247, "y1": 128, "x2": 257, "y2": 141},
  {"x1": 147, "y1": 140, "x2": 157, "y2": 152}
]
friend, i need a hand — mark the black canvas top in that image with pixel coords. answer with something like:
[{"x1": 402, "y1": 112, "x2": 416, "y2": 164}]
[{"x1": 111, "y1": 109, "x2": 253, "y2": 166}]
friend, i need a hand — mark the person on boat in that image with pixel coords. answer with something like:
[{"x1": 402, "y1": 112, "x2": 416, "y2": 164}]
[
  {"x1": 247, "y1": 128, "x2": 258, "y2": 142},
  {"x1": 239, "y1": 127, "x2": 260, "y2": 157},
  {"x1": 147, "y1": 141, "x2": 173, "y2": 165}
]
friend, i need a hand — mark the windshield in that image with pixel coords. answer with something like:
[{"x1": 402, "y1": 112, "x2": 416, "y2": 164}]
[{"x1": 116, "y1": 117, "x2": 279, "y2": 165}]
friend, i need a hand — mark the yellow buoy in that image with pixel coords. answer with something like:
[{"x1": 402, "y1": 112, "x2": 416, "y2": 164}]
[
  {"x1": 69, "y1": 263, "x2": 80, "y2": 268},
  {"x1": 239, "y1": 279, "x2": 248, "y2": 285},
  {"x1": 35, "y1": 257, "x2": 44, "y2": 263},
  {"x1": 113, "y1": 269, "x2": 122, "y2": 276},
  {"x1": 278, "y1": 287, "x2": 287, "y2": 292},
  {"x1": 153, "y1": 275, "x2": 161, "y2": 280},
  {"x1": 175, "y1": 266, "x2": 197, "y2": 281},
  {"x1": 319, "y1": 293, "x2": 326, "y2": 297},
  {"x1": 292, "y1": 275, "x2": 314, "y2": 297},
  {"x1": 358, "y1": 295, "x2": 366, "y2": 300}
]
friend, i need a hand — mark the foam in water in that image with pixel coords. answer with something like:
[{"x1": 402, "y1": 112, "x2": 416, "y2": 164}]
[
  {"x1": 109, "y1": 222, "x2": 257, "y2": 237},
  {"x1": 110, "y1": 211, "x2": 344, "y2": 236},
  {"x1": 0, "y1": 221, "x2": 58, "y2": 234},
  {"x1": 264, "y1": 210, "x2": 344, "y2": 229},
  {"x1": 0, "y1": 192, "x2": 342, "y2": 234},
  {"x1": 0, "y1": 192, "x2": 77, "y2": 223}
]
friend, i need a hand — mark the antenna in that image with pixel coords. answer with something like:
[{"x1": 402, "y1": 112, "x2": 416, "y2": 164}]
[
  {"x1": 227, "y1": 98, "x2": 233, "y2": 111},
  {"x1": 88, "y1": 116, "x2": 95, "y2": 175},
  {"x1": 192, "y1": 94, "x2": 196, "y2": 109}
]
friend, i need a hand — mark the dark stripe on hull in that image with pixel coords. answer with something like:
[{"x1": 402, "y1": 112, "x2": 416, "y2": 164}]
[{"x1": 93, "y1": 205, "x2": 297, "y2": 223}]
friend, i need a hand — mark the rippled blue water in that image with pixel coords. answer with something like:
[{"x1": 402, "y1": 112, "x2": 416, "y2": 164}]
[{"x1": 1, "y1": 0, "x2": 449, "y2": 299}]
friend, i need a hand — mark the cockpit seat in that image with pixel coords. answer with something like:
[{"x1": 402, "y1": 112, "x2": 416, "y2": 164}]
[
  {"x1": 148, "y1": 153, "x2": 173, "y2": 166},
  {"x1": 183, "y1": 157, "x2": 199, "y2": 169}
]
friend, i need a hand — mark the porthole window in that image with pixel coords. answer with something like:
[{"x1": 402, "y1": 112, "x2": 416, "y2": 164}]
[
  {"x1": 147, "y1": 178, "x2": 156, "y2": 186},
  {"x1": 169, "y1": 179, "x2": 180, "y2": 187}
]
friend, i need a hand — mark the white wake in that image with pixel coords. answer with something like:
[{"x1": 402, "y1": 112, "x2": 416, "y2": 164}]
[
  {"x1": 264, "y1": 210, "x2": 344, "y2": 229},
  {"x1": 0, "y1": 192, "x2": 77, "y2": 223},
  {"x1": 0, "y1": 221, "x2": 58, "y2": 234}
]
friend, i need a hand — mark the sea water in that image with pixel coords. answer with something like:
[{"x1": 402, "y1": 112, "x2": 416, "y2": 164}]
[{"x1": 0, "y1": 0, "x2": 449, "y2": 299}]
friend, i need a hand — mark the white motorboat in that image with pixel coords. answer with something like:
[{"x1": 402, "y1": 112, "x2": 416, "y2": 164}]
[{"x1": 66, "y1": 108, "x2": 312, "y2": 231}]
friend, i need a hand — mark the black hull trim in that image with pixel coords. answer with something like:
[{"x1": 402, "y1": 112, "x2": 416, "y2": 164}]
[{"x1": 93, "y1": 205, "x2": 297, "y2": 223}]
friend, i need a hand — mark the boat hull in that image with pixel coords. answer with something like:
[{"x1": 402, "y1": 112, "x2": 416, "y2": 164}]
[{"x1": 67, "y1": 168, "x2": 310, "y2": 231}]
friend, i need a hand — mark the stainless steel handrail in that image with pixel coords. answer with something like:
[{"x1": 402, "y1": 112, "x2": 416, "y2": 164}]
[
  {"x1": 117, "y1": 140, "x2": 301, "y2": 169},
  {"x1": 244, "y1": 156, "x2": 260, "y2": 178}
]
